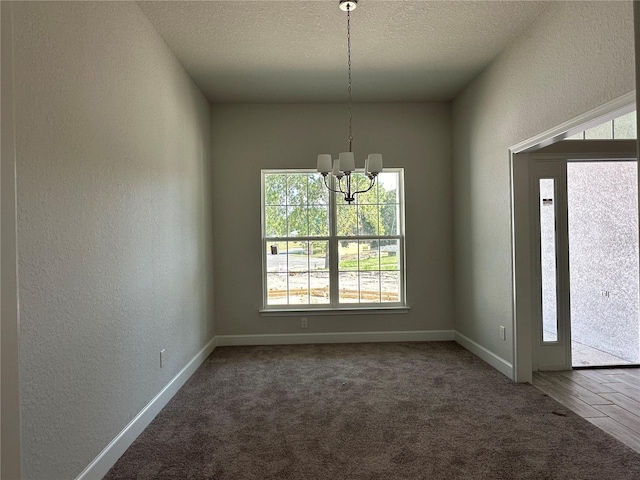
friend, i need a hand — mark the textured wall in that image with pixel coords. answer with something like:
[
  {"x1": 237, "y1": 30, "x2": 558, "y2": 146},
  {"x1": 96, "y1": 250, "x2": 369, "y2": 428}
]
[
  {"x1": 211, "y1": 103, "x2": 452, "y2": 335},
  {"x1": 11, "y1": 2, "x2": 213, "y2": 478},
  {"x1": 452, "y1": 1, "x2": 635, "y2": 362}
]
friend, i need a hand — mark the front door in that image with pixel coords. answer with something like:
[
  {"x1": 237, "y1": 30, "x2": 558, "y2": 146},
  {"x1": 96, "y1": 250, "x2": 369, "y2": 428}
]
[{"x1": 528, "y1": 141, "x2": 638, "y2": 371}]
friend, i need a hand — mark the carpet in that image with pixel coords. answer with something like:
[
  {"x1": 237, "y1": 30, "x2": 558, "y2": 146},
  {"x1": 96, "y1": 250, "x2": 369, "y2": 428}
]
[{"x1": 105, "y1": 342, "x2": 640, "y2": 479}]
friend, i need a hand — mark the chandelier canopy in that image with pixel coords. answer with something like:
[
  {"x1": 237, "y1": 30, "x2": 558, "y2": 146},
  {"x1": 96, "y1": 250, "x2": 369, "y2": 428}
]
[{"x1": 316, "y1": 0, "x2": 383, "y2": 204}]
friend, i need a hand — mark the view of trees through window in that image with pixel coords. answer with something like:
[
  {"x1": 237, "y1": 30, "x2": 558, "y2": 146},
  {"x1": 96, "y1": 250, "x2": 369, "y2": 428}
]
[{"x1": 263, "y1": 171, "x2": 404, "y2": 307}]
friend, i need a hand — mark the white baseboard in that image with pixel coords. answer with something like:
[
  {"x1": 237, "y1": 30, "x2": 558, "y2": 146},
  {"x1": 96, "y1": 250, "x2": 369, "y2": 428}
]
[
  {"x1": 76, "y1": 329, "x2": 511, "y2": 479},
  {"x1": 76, "y1": 337, "x2": 217, "y2": 480},
  {"x1": 454, "y1": 331, "x2": 514, "y2": 379},
  {"x1": 215, "y1": 330, "x2": 454, "y2": 346}
]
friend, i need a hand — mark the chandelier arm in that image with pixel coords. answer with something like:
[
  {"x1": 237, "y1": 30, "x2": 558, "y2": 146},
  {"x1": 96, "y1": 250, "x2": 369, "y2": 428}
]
[
  {"x1": 350, "y1": 176, "x2": 377, "y2": 196},
  {"x1": 337, "y1": 175, "x2": 350, "y2": 197},
  {"x1": 322, "y1": 174, "x2": 349, "y2": 197}
]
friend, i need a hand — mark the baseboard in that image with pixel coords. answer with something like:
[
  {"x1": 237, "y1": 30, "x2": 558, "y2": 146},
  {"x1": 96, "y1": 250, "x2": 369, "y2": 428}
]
[
  {"x1": 454, "y1": 331, "x2": 514, "y2": 379},
  {"x1": 215, "y1": 330, "x2": 454, "y2": 346},
  {"x1": 75, "y1": 329, "x2": 510, "y2": 479},
  {"x1": 75, "y1": 336, "x2": 217, "y2": 480}
]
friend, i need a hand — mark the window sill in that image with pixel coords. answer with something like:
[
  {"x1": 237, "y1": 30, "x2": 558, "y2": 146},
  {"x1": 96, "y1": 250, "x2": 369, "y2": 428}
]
[{"x1": 259, "y1": 306, "x2": 410, "y2": 317}]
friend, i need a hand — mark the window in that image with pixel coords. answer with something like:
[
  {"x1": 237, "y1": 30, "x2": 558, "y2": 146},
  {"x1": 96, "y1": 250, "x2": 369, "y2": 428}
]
[
  {"x1": 565, "y1": 110, "x2": 637, "y2": 140},
  {"x1": 261, "y1": 169, "x2": 405, "y2": 310}
]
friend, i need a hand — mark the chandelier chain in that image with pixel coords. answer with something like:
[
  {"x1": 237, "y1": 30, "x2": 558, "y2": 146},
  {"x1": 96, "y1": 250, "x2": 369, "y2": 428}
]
[
  {"x1": 316, "y1": 1, "x2": 381, "y2": 204},
  {"x1": 347, "y1": 5, "x2": 353, "y2": 152}
]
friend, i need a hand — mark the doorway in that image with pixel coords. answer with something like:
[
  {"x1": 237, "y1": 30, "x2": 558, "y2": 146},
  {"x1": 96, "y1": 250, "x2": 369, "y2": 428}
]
[
  {"x1": 527, "y1": 141, "x2": 639, "y2": 371},
  {"x1": 567, "y1": 160, "x2": 639, "y2": 366}
]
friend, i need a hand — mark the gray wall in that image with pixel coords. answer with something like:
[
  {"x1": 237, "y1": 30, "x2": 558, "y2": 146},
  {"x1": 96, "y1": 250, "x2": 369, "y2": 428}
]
[
  {"x1": 211, "y1": 103, "x2": 452, "y2": 335},
  {"x1": 452, "y1": 1, "x2": 635, "y2": 362},
  {"x1": 10, "y1": 2, "x2": 214, "y2": 478}
]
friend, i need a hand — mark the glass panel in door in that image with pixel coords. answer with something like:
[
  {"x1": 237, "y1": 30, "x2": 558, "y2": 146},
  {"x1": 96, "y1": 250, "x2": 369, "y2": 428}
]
[{"x1": 539, "y1": 179, "x2": 559, "y2": 342}]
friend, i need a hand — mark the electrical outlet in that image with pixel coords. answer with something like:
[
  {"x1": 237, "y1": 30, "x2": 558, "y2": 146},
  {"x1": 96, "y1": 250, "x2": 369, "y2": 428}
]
[
  {"x1": 160, "y1": 349, "x2": 166, "y2": 368},
  {"x1": 499, "y1": 326, "x2": 506, "y2": 341},
  {"x1": 301, "y1": 317, "x2": 308, "y2": 329}
]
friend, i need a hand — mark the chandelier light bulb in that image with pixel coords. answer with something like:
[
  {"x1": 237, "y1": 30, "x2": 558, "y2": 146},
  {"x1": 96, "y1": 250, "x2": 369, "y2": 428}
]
[
  {"x1": 367, "y1": 154, "x2": 383, "y2": 174},
  {"x1": 317, "y1": 154, "x2": 332, "y2": 173},
  {"x1": 339, "y1": 152, "x2": 355, "y2": 172},
  {"x1": 332, "y1": 159, "x2": 341, "y2": 176}
]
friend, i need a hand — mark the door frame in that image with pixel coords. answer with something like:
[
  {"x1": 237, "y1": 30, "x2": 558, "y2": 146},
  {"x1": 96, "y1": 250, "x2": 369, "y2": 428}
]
[
  {"x1": 529, "y1": 158, "x2": 571, "y2": 371},
  {"x1": 511, "y1": 137, "x2": 637, "y2": 381},
  {"x1": 510, "y1": 93, "x2": 635, "y2": 383}
]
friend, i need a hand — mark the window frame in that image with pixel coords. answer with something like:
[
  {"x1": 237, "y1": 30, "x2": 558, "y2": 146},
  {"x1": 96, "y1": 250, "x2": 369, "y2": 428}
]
[{"x1": 260, "y1": 168, "x2": 407, "y2": 313}]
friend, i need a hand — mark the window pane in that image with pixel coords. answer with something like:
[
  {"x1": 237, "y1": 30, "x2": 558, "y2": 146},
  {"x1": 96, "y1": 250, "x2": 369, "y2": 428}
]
[
  {"x1": 339, "y1": 241, "x2": 358, "y2": 271},
  {"x1": 565, "y1": 132, "x2": 584, "y2": 140},
  {"x1": 358, "y1": 205, "x2": 379, "y2": 235},
  {"x1": 584, "y1": 121, "x2": 613, "y2": 140},
  {"x1": 613, "y1": 112, "x2": 637, "y2": 139},
  {"x1": 309, "y1": 241, "x2": 328, "y2": 272},
  {"x1": 286, "y1": 174, "x2": 307, "y2": 206},
  {"x1": 562, "y1": 111, "x2": 636, "y2": 142},
  {"x1": 265, "y1": 206, "x2": 286, "y2": 237},
  {"x1": 288, "y1": 272, "x2": 309, "y2": 305},
  {"x1": 380, "y1": 240, "x2": 400, "y2": 270},
  {"x1": 307, "y1": 174, "x2": 329, "y2": 206},
  {"x1": 266, "y1": 243, "x2": 287, "y2": 272},
  {"x1": 359, "y1": 240, "x2": 380, "y2": 271},
  {"x1": 266, "y1": 273, "x2": 288, "y2": 305},
  {"x1": 380, "y1": 204, "x2": 399, "y2": 235},
  {"x1": 287, "y1": 241, "x2": 308, "y2": 272},
  {"x1": 381, "y1": 271, "x2": 400, "y2": 302},
  {"x1": 378, "y1": 173, "x2": 398, "y2": 204},
  {"x1": 337, "y1": 204, "x2": 358, "y2": 236},
  {"x1": 355, "y1": 173, "x2": 377, "y2": 205},
  {"x1": 264, "y1": 174, "x2": 287, "y2": 205},
  {"x1": 360, "y1": 271, "x2": 381, "y2": 303},
  {"x1": 310, "y1": 272, "x2": 330, "y2": 304},
  {"x1": 308, "y1": 206, "x2": 329, "y2": 236},
  {"x1": 539, "y1": 179, "x2": 558, "y2": 342},
  {"x1": 339, "y1": 272, "x2": 359, "y2": 303},
  {"x1": 287, "y1": 205, "x2": 308, "y2": 237}
]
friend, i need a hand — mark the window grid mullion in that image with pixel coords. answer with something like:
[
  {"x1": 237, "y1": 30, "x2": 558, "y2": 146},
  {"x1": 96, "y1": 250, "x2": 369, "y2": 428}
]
[
  {"x1": 307, "y1": 240, "x2": 310, "y2": 305},
  {"x1": 329, "y1": 177, "x2": 339, "y2": 307}
]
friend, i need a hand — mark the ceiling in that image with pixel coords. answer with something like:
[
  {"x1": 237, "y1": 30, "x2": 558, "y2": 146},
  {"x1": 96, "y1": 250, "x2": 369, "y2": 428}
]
[{"x1": 138, "y1": 0, "x2": 550, "y2": 103}]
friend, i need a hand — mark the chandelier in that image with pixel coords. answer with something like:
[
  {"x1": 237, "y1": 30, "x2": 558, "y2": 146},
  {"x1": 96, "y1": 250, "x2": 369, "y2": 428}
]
[{"x1": 316, "y1": 0, "x2": 383, "y2": 204}]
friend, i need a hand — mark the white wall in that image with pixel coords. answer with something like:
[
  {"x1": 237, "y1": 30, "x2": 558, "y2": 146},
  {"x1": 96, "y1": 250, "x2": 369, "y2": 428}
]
[
  {"x1": 9, "y1": 2, "x2": 214, "y2": 478},
  {"x1": 452, "y1": 1, "x2": 635, "y2": 363},
  {"x1": 211, "y1": 103, "x2": 452, "y2": 336}
]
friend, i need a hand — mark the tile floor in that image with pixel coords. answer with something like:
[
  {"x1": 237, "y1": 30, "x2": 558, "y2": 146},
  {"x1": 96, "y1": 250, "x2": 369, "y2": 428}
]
[{"x1": 533, "y1": 368, "x2": 640, "y2": 454}]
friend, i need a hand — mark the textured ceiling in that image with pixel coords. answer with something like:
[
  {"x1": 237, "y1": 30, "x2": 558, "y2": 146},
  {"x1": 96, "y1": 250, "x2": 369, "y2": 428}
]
[{"x1": 138, "y1": 0, "x2": 550, "y2": 103}]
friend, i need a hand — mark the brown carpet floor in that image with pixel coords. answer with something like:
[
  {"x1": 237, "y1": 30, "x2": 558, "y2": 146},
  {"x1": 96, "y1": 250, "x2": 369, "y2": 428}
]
[{"x1": 105, "y1": 342, "x2": 640, "y2": 479}]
